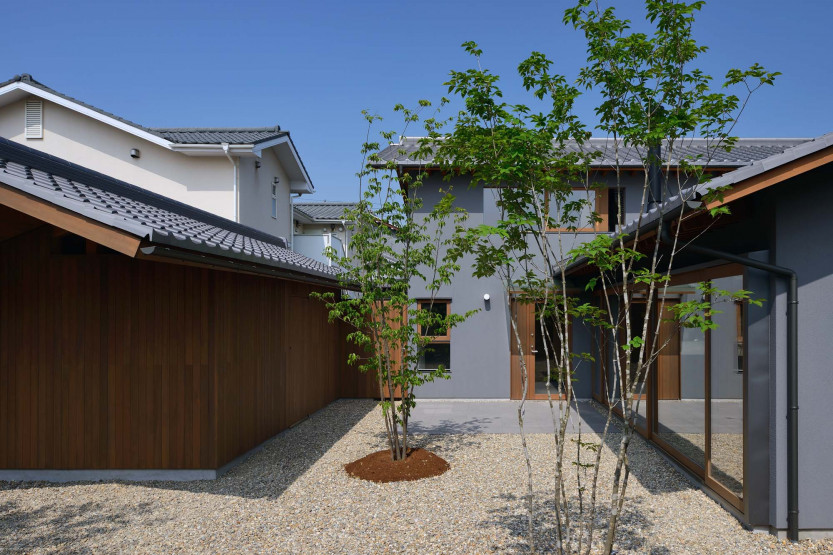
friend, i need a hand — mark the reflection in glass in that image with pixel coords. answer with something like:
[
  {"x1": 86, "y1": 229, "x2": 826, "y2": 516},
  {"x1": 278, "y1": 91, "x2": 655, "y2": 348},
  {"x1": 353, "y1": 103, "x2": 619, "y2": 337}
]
[
  {"x1": 631, "y1": 303, "x2": 649, "y2": 431},
  {"x1": 656, "y1": 284, "x2": 706, "y2": 469},
  {"x1": 534, "y1": 305, "x2": 564, "y2": 396},
  {"x1": 709, "y1": 275, "x2": 744, "y2": 498}
]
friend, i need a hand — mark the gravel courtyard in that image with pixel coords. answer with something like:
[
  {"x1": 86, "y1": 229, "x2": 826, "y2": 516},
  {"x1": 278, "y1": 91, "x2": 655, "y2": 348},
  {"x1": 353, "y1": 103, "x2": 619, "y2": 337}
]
[{"x1": 1, "y1": 399, "x2": 830, "y2": 554}]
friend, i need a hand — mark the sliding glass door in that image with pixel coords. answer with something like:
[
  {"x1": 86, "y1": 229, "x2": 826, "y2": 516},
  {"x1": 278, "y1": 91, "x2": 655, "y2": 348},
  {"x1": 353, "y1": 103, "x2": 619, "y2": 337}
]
[
  {"x1": 651, "y1": 269, "x2": 746, "y2": 510},
  {"x1": 598, "y1": 265, "x2": 747, "y2": 510}
]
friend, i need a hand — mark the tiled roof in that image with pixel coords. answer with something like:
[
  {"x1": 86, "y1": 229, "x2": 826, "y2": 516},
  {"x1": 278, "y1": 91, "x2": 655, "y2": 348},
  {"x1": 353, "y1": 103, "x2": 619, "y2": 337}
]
[
  {"x1": 0, "y1": 74, "x2": 286, "y2": 146},
  {"x1": 150, "y1": 127, "x2": 286, "y2": 145},
  {"x1": 377, "y1": 137, "x2": 813, "y2": 168},
  {"x1": 616, "y1": 131, "x2": 833, "y2": 237},
  {"x1": 564, "y1": 131, "x2": 833, "y2": 273},
  {"x1": 294, "y1": 202, "x2": 358, "y2": 221},
  {"x1": 0, "y1": 137, "x2": 341, "y2": 283}
]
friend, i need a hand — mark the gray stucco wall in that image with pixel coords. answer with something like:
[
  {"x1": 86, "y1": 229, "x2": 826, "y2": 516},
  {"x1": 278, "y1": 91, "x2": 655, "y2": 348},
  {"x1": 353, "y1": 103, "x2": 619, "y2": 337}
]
[
  {"x1": 411, "y1": 176, "x2": 596, "y2": 399},
  {"x1": 771, "y1": 167, "x2": 833, "y2": 531}
]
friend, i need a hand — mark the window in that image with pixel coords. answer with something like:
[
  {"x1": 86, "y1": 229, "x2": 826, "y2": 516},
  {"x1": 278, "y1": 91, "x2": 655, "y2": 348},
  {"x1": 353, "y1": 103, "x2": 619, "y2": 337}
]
[
  {"x1": 607, "y1": 188, "x2": 625, "y2": 232},
  {"x1": 271, "y1": 184, "x2": 277, "y2": 219},
  {"x1": 548, "y1": 188, "x2": 598, "y2": 231},
  {"x1": 417, "y1": 299, "x2": 451, "y2": 371}
]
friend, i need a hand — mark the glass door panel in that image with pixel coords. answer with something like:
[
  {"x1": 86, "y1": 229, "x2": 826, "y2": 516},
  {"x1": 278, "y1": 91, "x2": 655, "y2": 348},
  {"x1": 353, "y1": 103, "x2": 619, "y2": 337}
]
[
  {"x1": 618, "y1": 301, "x2": 650, "y2": 432},
  {"x1": 655, "y1": 283, "x2": 706, "y2": 470},
  {"x1": 708, "y1": 275, "x2": 745, "y2": 499},
  {"x1": 533, "y1": 304, "x2": 566, "y2": 397}
]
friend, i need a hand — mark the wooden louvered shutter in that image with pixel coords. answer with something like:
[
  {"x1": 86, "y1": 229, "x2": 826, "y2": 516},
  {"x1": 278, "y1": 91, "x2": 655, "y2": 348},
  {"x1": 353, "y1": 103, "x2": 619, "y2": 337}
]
[{"x1": 24, "y1": 99, "x2": 43, "y2": 139}]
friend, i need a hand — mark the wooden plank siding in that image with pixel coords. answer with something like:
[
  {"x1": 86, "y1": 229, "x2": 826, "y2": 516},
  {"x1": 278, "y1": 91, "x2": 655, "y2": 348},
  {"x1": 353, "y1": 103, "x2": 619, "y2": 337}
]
[{"x1": 0, "y1": 221, "x2": 363, "y2": 471}]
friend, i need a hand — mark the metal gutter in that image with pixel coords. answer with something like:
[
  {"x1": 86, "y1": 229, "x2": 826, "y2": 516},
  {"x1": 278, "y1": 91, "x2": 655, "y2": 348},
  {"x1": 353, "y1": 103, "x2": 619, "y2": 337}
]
[{"x1": 221, "y1": 143, "x2": 240, "y2": 222}]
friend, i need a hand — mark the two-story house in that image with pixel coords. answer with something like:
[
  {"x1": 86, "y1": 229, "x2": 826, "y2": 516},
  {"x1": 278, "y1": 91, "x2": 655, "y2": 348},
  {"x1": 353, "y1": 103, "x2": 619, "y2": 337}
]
[
  {"x1": 379, "y1": 133, "x2": 833, "y2": 539},
  {"x1": 0, "y1": 74, "x2": 313, "y2": 241},
  {"x1": 292, "y1": 201, "x2": 357, "y2": 265}
]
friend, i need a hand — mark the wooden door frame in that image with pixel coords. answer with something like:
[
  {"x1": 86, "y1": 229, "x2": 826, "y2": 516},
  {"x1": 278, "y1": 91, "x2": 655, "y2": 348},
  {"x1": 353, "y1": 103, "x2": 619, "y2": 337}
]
[{"x1": 509, "y1": 298, "x2": 570, "y2": 401}]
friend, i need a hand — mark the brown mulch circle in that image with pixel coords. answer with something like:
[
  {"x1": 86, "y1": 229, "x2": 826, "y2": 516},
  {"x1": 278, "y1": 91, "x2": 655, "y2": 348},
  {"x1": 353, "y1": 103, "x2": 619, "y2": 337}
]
[{"x1": 344, "y1": 448, "x2": 450, "y2": 483}]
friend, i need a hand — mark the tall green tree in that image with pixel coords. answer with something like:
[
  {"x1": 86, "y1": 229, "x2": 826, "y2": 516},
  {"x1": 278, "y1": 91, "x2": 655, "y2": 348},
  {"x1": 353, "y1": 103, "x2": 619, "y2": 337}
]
[
  {"x1": 437, "y1": 1, "x2": 775, "y2": 552},
  {"x1": 315, "y1": 103, "x2": 474, "y2": 461}
]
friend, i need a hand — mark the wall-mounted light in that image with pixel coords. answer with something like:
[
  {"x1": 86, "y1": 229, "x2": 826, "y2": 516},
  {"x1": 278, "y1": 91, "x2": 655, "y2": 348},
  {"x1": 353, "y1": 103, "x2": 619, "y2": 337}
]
[
  {"x1": 273, "y1": 177, "x2": 280, "y2": 185},
  {"x1": 483, "y1": 293, "x2": 491, "y2": 301},
  {"x1": 130, "y1": 148, "x2": 141, "y2": 159},
  {"x1": 255, "y1": 160, "x2": 262, "y2": 169}
]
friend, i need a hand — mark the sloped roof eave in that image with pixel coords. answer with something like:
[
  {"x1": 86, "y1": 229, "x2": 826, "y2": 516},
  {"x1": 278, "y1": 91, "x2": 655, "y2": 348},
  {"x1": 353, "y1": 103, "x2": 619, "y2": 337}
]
[{"x1": 0, "y1": 137, "x2": 342, "y2": 285}]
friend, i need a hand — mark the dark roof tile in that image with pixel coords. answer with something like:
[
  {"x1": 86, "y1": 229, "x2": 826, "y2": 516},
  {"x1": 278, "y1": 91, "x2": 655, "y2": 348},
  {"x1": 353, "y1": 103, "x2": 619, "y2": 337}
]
[
  {"x1": 294, "y1": 201, "x2": 358, "y2": 221},
  {"x1": 377, "y1": 137, "x2": 813, "y2": 168},
  {"x1": 149, "y1": 127, "x2": 286, "y2": 145},
  {"x1": 0, "y1": 137, "x2": 341, "y2": 283}
]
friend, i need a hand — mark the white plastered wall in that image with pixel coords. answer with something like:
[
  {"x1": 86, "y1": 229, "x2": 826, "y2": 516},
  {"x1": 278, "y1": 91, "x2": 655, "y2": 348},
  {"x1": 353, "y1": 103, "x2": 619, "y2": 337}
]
[
  {"x1": 0, "y1": 96, "x2": 235, "y2": 221},
  {"x1": 237, "y1": 148, "x2": 292, "y2": 239}
]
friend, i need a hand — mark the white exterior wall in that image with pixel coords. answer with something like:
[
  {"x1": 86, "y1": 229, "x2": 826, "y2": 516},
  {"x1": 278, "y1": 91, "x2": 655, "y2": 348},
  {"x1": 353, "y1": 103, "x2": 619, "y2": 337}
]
[
  {"x1": 0, "y1": 95, "x2": 298, "y2": 234},
  {"x1": 294, "y1": 222, "x2": 349, "y2": 247},
  {"x1": 238, "y1": 148, "x2": 292, "y2": 239}
]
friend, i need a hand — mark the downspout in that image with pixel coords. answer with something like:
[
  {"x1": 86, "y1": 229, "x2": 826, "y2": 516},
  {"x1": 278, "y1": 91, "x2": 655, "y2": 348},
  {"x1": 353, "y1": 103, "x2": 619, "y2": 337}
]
[
  {"x1": 341, "y1": 218, "x2": 348, "y2": 258},
  {"x1": 221, "y1": 143, "x2": 239, "y2": 222},
  {"x1": 651, "y1": 153, "x2": 800, "y2": 541},
  {"x1": 290, "y1": 193, "x2": 301, "y2": 251}
]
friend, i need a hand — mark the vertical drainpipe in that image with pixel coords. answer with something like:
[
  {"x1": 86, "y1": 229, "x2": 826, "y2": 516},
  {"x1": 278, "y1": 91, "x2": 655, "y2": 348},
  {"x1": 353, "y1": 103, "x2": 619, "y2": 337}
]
[
  {"x1": 648, "y1": 141, "x2": 663, "y2": 211},
  {"x1": 341, "y1": 218, "x2": 348, "y2": 258},
  {"x1": 651, "y1": 149, "x2": 800, "y2": 541},
  {"x1": 290, "y1": 193, "x2": 301, "y2": 251},
  {"x1": 222, "y1": 143, "x2": 239, "y2": 222}
]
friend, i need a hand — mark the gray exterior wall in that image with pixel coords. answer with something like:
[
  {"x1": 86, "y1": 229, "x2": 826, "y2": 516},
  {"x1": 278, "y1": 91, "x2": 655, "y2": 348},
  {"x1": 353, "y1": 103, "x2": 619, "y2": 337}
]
[
  {"x1": 410, "y1": 173, "x2": 651, "y2": 399},
  {"x1": 409, "y1": 156, "x2": 833, "y2": 534},
  {"x1": 769, "y1": 166, "x2": 833, "y2": 532},
  {"x1": 411, "y1": 177, "x2": 510, "y2": 398}
]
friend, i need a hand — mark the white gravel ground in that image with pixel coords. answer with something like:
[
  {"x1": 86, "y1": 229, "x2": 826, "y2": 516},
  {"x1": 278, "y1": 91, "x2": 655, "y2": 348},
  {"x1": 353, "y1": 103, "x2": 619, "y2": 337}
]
[{"x1": 1, "y1": 399, "x2": 830, "y2": 554}]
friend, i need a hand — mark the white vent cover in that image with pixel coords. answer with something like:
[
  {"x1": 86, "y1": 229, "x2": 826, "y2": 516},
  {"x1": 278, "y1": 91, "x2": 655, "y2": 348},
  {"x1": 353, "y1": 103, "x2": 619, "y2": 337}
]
[{"x1": 24, "y1": 99, "x2": 43, "y2": 139}]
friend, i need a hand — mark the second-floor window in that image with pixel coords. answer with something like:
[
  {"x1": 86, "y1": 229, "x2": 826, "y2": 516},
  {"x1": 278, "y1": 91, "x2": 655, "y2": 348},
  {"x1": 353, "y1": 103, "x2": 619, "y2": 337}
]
[
  {"x1": 271, "y1": 184, "x2": 277, "y2": 219},
  {"x1": 548, "y1": 188, "x2": 598, "y2": 232}
]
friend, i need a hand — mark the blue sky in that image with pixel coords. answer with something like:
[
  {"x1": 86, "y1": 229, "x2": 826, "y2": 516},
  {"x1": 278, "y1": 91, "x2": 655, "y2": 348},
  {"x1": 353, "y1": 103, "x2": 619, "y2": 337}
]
[{"x1": 3, "y1": 0, "x2": 831, "y2": 201}]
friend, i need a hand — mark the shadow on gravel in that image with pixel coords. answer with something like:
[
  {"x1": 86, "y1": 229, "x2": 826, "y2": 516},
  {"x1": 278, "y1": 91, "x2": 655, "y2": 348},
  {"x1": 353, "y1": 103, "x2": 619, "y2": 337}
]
[
  {"x1": 1, "y1": 399, "x2": 376, "y2": 504},
  {"x1": 410, "y1": 416, "x2": 496, "y2": 434},
  {"x1": 0, "y1": 498, "x2": 168, "y2": 552},
  {"x1": 478, "y1": 492, "x2": 674, "y2": 554}
]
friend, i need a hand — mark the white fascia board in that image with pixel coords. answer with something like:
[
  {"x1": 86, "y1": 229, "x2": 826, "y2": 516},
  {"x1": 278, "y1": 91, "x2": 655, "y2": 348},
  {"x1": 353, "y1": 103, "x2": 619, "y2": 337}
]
[
  {"x1": 253, "y1": 135, "x2": 313, "y2": 193},
  {"x1": 169, "y1": 144, "x2": 255, "y2": 157},
  {"x1": 0, "y1": 82, "x2": 173, "y2": 149},
  {"x1": 290, "y1": 180, "x2": 314, "y2": 194}
]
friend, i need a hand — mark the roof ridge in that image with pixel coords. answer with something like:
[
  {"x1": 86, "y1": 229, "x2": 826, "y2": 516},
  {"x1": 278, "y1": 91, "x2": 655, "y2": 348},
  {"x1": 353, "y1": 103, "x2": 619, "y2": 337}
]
[
  {"x1": 295, "y1": 201, "x2": 357, "y2": 205},
  {"x1": 0, "y1": 73, "x2": 160, "y2": 137},
  {"x1": 0, "y1": 74, "x2": 287, "y2": 144},
  {"x1": 149, "y1": 126, "x2": 282, "y2": 132}
]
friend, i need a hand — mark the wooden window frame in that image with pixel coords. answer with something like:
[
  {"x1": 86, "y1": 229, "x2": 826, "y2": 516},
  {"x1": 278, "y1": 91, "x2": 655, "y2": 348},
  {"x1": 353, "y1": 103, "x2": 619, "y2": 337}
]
[
  {"x1": 417, "y1": 299, "x2": 451, "y2": 341},
  {"x1": 546, "y1": 187, "x2": 607, "y2": 233},
  {"x1": 417, "y1": 299, "x2": 451, "y2": 371}
]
